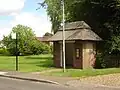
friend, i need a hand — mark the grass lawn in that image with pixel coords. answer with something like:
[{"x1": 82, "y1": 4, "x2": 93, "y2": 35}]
[
  {"x1": 0, "y1": 54, "x2": 54, "y2": 72},
  {"x1": 43, "y1": 68, "x2": 120, "y2": 77},
  {"x1": 0, "y1": 54, "x2": 120, "y2": 77}
]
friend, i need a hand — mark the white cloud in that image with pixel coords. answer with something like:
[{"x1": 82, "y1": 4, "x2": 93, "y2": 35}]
[
  {"x1": 0, "y1": 12, "x2": 51, "y2": 40},
  {"x1": 10, "y1": 12, "x2": 52, "y2": 37},
  {"x1": 0, "y1": 27, "x2": 11, "y2": 40},
  {"x1": 0, "y1": 0, "x2": 25, "y2": 15},
  {"x1": 0, "y1": 0, "x2": 51, "y2": 39}
]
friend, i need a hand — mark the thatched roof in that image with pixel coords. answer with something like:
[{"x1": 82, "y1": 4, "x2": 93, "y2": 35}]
[{"x1": 48, "y1": 21, "x2": 102, "y2": 41}]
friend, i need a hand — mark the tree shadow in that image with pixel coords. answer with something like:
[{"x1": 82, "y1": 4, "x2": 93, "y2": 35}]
[
  {"x1": 35, "y1": 59, "x2": 54, "y2": 68},
  {"x1": 24, "y1": 56, "x2": 54, "y2": 68},
  {"x1": 25, "y1": 56, "x2": 53, "y2": 60}
]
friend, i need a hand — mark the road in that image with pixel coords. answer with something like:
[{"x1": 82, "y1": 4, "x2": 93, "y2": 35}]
[
  {"x1": 0, "y1": 77, "x2": 120, "y2": 90},
  {"x1": 0, "y1": 77, "x2": 75, "y2": 90}
]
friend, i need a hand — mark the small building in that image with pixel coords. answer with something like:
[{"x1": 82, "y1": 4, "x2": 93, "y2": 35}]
[
  {"x1": 37, "y1": 36, "x2": 52, "y2": 45},
  {"x1": 49, "y1": 21, "x2": 102, "y2": 69}
]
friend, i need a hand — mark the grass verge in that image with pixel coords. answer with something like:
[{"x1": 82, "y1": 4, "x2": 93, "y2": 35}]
[
  {"x1": 0, "y1": 54, "x2": 54, "y2": 72},
  {"x1": 43, "y1": 68, "x2": 120, "y2": 77}
]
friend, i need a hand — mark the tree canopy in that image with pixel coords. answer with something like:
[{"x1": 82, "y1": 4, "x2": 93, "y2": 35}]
[
  {"x1": 40, "y1": 0, "x2": 120, "y2": 54},
  {"x1": 44, "y1": 32, "x2": 53, "y2": 36},
  {"x1": 2, "y1": 25, "x2": 51, "y2": 55}
]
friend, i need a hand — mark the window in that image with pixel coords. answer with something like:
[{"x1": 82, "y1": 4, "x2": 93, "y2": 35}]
[{"x1": 76, "y1": 48, "x2": 80, "y2": 58}]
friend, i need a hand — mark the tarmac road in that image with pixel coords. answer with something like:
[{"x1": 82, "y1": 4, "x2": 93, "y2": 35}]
[
  {"x1": 0, "y1": 76, "x2": 119, "y2": 90},
  {"x1": 0, "y1": 77, "x2": 75, "y2": 90}
]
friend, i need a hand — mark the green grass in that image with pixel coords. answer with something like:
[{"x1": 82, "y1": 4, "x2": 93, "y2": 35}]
[
  {"x1": 0, "y1": 54, "x2": 54, "y2": 72},
  {"x1": 44, "y1": 68, "x2": 120, "y2": 77},
  {"x1": 0, "y1": 55, "x2": 120, "y2": 77}
]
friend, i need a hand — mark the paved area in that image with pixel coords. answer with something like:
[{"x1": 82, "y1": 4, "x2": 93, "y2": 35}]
[
  {"x1": 0, "y1": 71, "x2": 75, "y2": 85},
  {"x1": 0, "y1": 77, "x2": 74, "y2": 90},
  {"x1": 0, "y1": 71, "x2": 7, "y2": 75},
  {"x1": 0, "y1": 71, "x2": 120, "y2": 90}
]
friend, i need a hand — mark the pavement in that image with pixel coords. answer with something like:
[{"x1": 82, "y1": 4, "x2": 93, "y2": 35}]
[
  {"x1": 0, "y1": 71, "x2": 75, "y2": 85},
  {"x1": 0, "y1": 77, "x2": 74, "y2": 90},
  {"x1": 0, "y1": 71, "x2": 120, "y2": 90}
]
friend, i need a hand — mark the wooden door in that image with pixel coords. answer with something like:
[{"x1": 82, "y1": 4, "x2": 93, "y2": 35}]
[{"x1": 73, "y1": 42, "x2": 82, "y2": 68}]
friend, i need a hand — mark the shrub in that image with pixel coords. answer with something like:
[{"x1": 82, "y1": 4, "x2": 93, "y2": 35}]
[
  {"x1": 38, "y1": 43, "x2": 51, "y2": 54},
  {"x1": 0, "y1": 48, "x2": 10, "y2": 55},
  {"x1": 28, "y1": 40, "x2": 51, "y2": 55},
  {"x1": 95, "y1": 53, "x2": 106, "y2": 69}
]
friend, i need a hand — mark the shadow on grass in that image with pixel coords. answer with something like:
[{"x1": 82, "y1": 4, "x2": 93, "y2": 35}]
[
  {"x1": 22, "y1": 56, "x2": 54, "y2": 68},
  {"x1": 36, "y1": 58, "x2": 54, "y2": 68},
  {"x1": 25, "y1": 56, "x2": 53, "y2": 60}
]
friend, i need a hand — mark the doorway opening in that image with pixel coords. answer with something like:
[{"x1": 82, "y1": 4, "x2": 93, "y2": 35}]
[{"x1": 60, "y1": 42, "x2": 74, "y2": 68}]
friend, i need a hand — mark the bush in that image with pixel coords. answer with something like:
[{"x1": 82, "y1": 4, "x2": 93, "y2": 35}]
[
  {"x1": 2, "y1": 34, "x2": 52, "y2": 56},
  {"x1": 28, "y1": 40, "x2": 51, "y2": 55},
  {"x1": 37, "y1": 43, "x2": 51, "y2": 54},
  {"x1": 95, "y1": 53, "x2": 106, "y2": 69},
  {"x1": 0, "y1": 48, "x2": 10, "y2": 55}
]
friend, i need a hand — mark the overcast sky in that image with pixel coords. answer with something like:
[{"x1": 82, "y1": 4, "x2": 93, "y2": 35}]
[{"x1": 0, "y1": 0, "x2": 52, "y2": 40}]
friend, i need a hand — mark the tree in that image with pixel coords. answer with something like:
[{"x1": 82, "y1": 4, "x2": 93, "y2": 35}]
[
  {"x1": 67, "y1": 0, "x2": 120, "y2": 39},
  {"x1": 38, "y1": 0, "x2": 62, "y2": 33},
  {"x1": 2, "y1": 25, "x2": 35, "y2": 55},
  {"x1": 40, "y1": 0, "x2": 120, "y2": 54},
  {"x1": 2, "y1": 24, "x2": 51, "y2": 55},
  {"x1": 43, "y1": 32, "x2": 53, "y2": 36}
]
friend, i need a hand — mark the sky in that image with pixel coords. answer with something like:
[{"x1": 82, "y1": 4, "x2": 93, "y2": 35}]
[{"x1": 0, "y1": 0, "x2": 52, "y2": 40}]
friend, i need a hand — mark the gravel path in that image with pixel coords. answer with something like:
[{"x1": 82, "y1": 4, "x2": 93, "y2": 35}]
[
  {"x1": 67, "y1": 73, "x2": 120, "y2": 89},
  {"x1": 79, "y1": 73, "x2": 120, "y2": 87}
]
